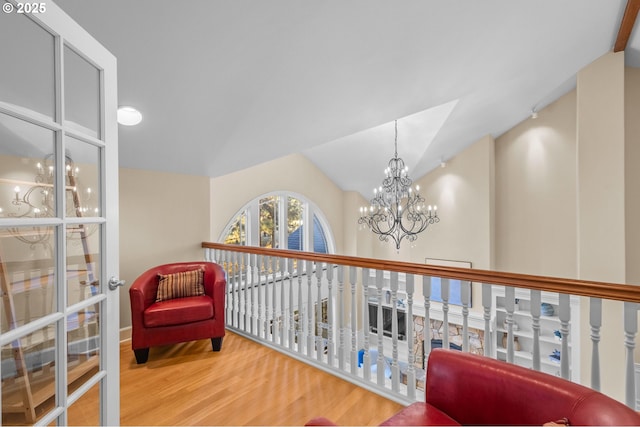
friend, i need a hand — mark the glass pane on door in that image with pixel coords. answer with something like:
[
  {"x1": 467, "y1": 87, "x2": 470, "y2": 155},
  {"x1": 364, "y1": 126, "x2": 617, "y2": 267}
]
[
  {"x1": 0, "y1": 226, "x2": 56, "y2": 333},
  {"x1": 0, "y1": 113, "x2": 56, "y2": 219},
  {"x1": 1, "y1": 324, "x2": 58, "y2": 425},
  {"x1": 0, "y1": 12, "x2": 55, "y2": 119},
  {"x1": 64, "y1": 46, "x2": 100, "y2": 138},
  {"x1": 66, "y1": 310, "x2": 100, "y2": 395},
  {"x1": 66, "y1": 224, "x2": 100, "y2": 306},
  {"x1": 67, "y1": 382, "x2": 99, "y2": 426},
  {"x1": 64, "y1": 136, "x2": 101, "y2": 218}
]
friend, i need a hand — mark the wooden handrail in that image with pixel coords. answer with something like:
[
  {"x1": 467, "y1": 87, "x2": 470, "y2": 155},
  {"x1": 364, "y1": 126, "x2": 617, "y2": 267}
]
[{"x1": 202, "y1": 242, "x2": 640, "y2": 303}]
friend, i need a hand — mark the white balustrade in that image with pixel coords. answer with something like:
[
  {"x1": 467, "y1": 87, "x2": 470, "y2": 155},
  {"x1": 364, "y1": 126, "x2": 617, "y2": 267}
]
[{"x1": 205, "y1": 246, "x2": 639, "y2": 408}]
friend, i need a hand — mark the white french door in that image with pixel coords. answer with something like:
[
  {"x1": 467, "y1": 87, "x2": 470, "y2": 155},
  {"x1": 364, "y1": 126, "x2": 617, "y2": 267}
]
[{"x1": 0, "y1": 1, "x2": 120, "y2": 425}]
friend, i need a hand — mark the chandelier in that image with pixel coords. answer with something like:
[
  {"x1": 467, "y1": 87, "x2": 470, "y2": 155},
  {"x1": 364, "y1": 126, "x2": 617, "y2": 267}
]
[
  {"x1": 358, "y1": 120, "x2": 439, "y2": 249},
  {"x1": 0, "y1": 154, "x2": 97, "y2": 249}
]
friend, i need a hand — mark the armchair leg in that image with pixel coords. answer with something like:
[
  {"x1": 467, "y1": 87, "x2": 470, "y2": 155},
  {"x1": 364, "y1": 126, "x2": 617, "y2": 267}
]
[
  {"x1": 134, "y1": 348, "x2": 150, "y2": 364},
  {"x1": 211, "y1": 337, "x2": 223, "y2": 351}
]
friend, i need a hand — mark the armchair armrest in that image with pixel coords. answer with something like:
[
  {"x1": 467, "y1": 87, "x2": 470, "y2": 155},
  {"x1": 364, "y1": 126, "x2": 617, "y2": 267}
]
[
  {"x1": 129, "y1": 268, "x2": 161, "y2": 336},
  {"x1": 204, "y1": 262, "x2": 227, "y2": 324}
]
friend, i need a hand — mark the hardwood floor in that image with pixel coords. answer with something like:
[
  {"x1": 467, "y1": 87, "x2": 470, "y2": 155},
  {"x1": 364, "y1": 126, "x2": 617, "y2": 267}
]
[{"x1": 115, "y1": 331, "x2": 403, "y2": 426}]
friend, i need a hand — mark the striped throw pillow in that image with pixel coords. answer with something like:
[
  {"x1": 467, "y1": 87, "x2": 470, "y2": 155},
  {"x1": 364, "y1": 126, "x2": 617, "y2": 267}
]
[{"x1": 156, "y1": 269, "x2": 204, "y2": 302}]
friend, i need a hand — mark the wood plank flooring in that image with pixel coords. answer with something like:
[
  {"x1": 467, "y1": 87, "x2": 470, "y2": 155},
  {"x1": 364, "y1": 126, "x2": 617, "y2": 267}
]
[{"x1": 99, "y1": 331, "x2": 403, "y2": 425}]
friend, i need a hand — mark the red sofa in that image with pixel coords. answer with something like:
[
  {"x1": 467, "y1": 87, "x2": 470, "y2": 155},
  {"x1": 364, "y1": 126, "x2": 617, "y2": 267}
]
[
  {"x1": 307, "y1": 348, "x2": 640, "y2": 426},
  {"x1": 129, "y1": 262, "x2": 226, "y2": 364}
]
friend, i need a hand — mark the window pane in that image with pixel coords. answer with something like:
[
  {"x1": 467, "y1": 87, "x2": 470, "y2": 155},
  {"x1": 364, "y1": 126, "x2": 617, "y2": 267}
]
[
  {"x1": 67, "y1": 224, "x2": 100, "y2": 306},
  {"x1": 0, "y1": 12, "x2": 55, "y2": 119},
  {"x1": 224, "y1": 211, "x2": 246, "y2": 245},
  {"x1": 67, "y1": 309, "x2": 100, "y2": 397},
  {"x1": 65, "y1": 136, "x2": 101, "y2": 218},
  {"x1": 1, "y1": 324, "x2": 57, "y2": 425},
  {"x1": 313, "y1": 214, "x2": 328, "y2": 254},
  {"x1": 0, "y1": 226, "x2": 56, "y2": 333},
  {"x1": 67, "y1": 381, "x2": 99, "y2": 426},
  {"x1": 0, "y1": 113, "x2": 57, "y2": 219},
  {"x1": 259, "y1": 196, "x2": 279, "y2": 248},
  {"x1": 287, "y1": 196, "x2": 303, "y2": 251},
  {"x1": 64, "y1": 45, "x2": 100, "y2": 138}
]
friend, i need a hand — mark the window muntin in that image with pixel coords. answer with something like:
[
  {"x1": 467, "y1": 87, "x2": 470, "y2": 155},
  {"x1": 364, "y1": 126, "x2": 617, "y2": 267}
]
[{"x1": 221, "y1": 192, "x2": 333, "y2": 254}]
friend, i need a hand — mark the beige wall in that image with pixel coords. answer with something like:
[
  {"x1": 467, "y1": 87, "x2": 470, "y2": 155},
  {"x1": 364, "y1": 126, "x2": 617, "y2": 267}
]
[
  {"x1": 119, "y1": 168, "x2": 210, "y2": 327},
  {"x1": 626, "y1": 67, "x2": 640, "y2": 285},
  {"x1": 495, "y1": 90, "x2": 578, "y2": 278}
]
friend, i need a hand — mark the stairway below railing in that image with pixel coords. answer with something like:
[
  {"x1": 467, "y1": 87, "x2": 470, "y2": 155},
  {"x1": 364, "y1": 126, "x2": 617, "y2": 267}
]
[{"x1": 202, "y1": 242, "x2": 640, "y2": 407}]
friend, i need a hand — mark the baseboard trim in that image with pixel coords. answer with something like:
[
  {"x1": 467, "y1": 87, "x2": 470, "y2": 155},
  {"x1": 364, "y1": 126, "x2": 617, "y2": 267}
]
[{"x1": 120, "y1": 326, "x2": 132, "y2": 342}]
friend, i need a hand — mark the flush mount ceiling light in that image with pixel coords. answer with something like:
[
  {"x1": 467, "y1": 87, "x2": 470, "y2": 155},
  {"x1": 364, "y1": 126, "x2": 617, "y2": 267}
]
[{"x1": 117, "y1": 106, "x2": 142, "y2": 126}]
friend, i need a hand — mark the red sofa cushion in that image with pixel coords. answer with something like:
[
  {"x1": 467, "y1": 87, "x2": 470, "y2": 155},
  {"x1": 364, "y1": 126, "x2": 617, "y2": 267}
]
[
  {"x1": 380, "y1": 402, "x2": 460, "y2": 426},
  {"x1": 144, "y1": 295, "x2": 214, "y2": 328}
]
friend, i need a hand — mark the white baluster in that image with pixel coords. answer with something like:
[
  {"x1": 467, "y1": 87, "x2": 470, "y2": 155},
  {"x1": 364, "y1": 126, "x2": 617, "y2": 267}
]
[
  {"x1": 264, "y1": 256, "x2": 271, "y2": 340},
  {"x1": 406, "y1": 274, "x2": 416, "y2": 400},
  {"x1": 375, "y1": 270, "x2": 385, "y2": 386},
  {"x1": 441, "y1": 277, "x2": 450, "y2": 350},
  {"x1": 288, "y1": 258, "x2": 295, "y2": 349},
  {"x1": 315, "y1": 262, "x2": 324, "y2": 361},
  {"x1": 237, "y1": 251, "x2": 243, "y2": 329},
  {"x1": 350, "y1": 266, "x2": 358, "y2": 375},
  {"x1": 262, "y1": 256, "x2": 271, "y2": 340},
  {"x1": 505, "y1": 286, "x2": 515, "y2": 364},
  {"x1": 559, "y1": 293, "x2": 570, "y2": 379},
  {"x1": 326, "y1": 264, "x2": 335, "y2": 367},
  {"x1": 306, "y1": 260, "x2": 314, "y2": 356},
  {"x1": 531, "y1": 290, "x2": 541, "y2": 371},
  {"x1": 590, "y1": 297, "x2": 602, "y2": 390},
  {"x1": 337, "y1": 265, "x2": 345, "y2": 370},
  {"x1": 281, "y1": 257, "x2": 288, "y2": 347},
  {"x1": 249, "y1": 254, "x2": 257, "y2": 336},
  {"x1": 461, "y1": 280, "x2": 471, "y2": 352},
  {"x1": 624, "y1": 302, "x2": 638, "y2": 407},
  {"x1": 296, "y1": 259, "x2": 304, "y2": 353},
  {"x1": 243, "y1": 254, "x2": 249, "y2": 332},
  {"x1": 272, "y1": 257, "x2": 279, "y2": 344},
  {"x1": 423, "y1": 276, "x2": 432, "y2": 365},
  {"x1": 482, "y1": 284, "x2": 492, "y2": 357},
  {"x1": 363, "y1": 268, "x2": 371, "y2": 381},
  {"x1": 231, "y1": 252, "x2": 237, "y2": 328},
  {"x1": 257, "y1": 255, "x2": 264, "y2": 338},
  {"x1": 390, "y1": 271, "x2": 400, "y2": 392},
  {"x1": 223, "y1": 251, "x2": 232, "y2": 326}
]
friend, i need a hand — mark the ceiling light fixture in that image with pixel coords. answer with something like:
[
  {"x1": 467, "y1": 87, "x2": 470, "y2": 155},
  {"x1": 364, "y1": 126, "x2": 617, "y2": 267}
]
[
  {"x1": 530, "y1": 108, "x2": 538, "y2": 119},
  {"x1": 117, "y1": 106, "x2": 143, "y2": 126},
  {"x1": 358, "y1": 120, "x2": 439, "y2": 250}
]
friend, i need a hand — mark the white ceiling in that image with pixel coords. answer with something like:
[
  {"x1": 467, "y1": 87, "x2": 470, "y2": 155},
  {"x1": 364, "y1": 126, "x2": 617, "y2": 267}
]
[{"x1": 54, "y1": 0, "x2": 640, "y2": 198}]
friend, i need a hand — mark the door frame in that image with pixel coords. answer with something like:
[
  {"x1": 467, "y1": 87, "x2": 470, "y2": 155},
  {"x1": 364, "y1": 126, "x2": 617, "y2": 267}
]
[{"x1": 0, "y1": 1, "x2": 119, "y2": 424}]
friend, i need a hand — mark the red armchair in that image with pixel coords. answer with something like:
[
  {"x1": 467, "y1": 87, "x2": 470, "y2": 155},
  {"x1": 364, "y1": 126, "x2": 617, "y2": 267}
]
[
  {"x1": 307, "y1": 348, "x2": 640, "y2": 426},
  {"x1": 129, "y1": 262, "x2": 226, "y2": 364}
]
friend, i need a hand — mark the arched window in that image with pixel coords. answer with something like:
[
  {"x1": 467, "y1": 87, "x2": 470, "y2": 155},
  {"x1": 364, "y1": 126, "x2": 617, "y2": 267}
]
[{"x1": 220, "y1": 192, "x2": 334, "y2": 254}]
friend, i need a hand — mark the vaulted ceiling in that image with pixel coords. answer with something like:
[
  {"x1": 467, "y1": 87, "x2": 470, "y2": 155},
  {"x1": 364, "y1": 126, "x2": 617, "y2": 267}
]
[{"x1": 54, "y1": 0, "x2": 640, "y2": 198}]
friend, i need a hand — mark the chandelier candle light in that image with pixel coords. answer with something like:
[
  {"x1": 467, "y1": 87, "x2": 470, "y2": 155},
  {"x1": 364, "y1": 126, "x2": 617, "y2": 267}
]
[{"x1": 358, "y1": 120, "x2": 439, "y2": 250}]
